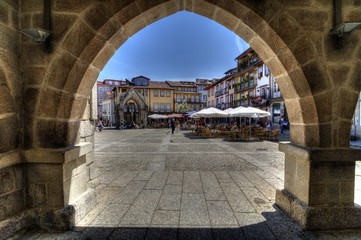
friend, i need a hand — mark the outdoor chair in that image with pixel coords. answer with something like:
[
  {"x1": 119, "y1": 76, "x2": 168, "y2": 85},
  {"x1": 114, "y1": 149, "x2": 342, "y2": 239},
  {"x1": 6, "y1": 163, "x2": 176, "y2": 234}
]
[
  {"x1": 255, "y1": 129, "x2": 267, "y2": 140},
  {"x1": 226, "y1": 129, "x2": 236, "y2": 141},
  {"x1": 268, "y1": 129, "x2": 279, "y2": 141},
  {"x1": 202, "y1": 129, "x2": 212, "y2": 138}
]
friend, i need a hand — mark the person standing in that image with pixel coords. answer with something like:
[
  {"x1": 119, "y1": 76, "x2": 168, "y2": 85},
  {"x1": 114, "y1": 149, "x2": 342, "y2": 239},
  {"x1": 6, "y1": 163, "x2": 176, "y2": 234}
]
[
  {"x1": 171, "y1": 119, "x2": 176, "y2": 134},
  {"x1": 280, "y1": 116, "x2": 285, "y2": 134}
]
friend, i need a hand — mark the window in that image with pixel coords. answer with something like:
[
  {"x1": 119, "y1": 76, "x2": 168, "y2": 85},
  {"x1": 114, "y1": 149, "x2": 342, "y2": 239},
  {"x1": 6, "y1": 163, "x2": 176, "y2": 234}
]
[
  {"x1": 191, "y1": 105, "x2": 194, "y2": 110},
  {"x1": 265, "y1": 65, "x2": 270, "y2": 76},
  {"x1": 166, "y1": 103, "x2": 171, "y2": 112},
  {"x1": 191, "y1": 95, "x2": 195, "y2": 102},
  {"x1": 154, "y1": 103, "x2": 159, "y2": 112},
  {"x1": 212, "y1": 88, "x2": 214, "y2": 96},
  {"x1": 136, "y1": 89, "x2": 141, "y2": 94},
  {"x1": 208, "y1": 101, "x2": 210, "y2": 107},
  {"x1": 198, "y1": 86, "x2": 202, "y2": 91},
  {"x1": 212, "y1": 100, "x2": 214, "y2": 107},
  {"x1": 160, "y1": 103, "x2": 165, "y2": 112},
  {"x1": 258, "y1": 66, "x2": 263, "y2": 78},
  {"x1": 208, "y1": 90, "x2": 210, "y2": 97},
  {"x1": 143, "y1": 89, "x2": 148, "y2": 97},
  {"x1": 160, "y1": 90, "x2": 165, "y2": 97},
  {"x1": 154, "y1": 90, "x2": 158, "y2": 97},
  {"x1": 196, "y1": 95, "x2": 199, "y2": 102},
  {"x1": 181, "y1": 87, "x2": 185, "y2": 91},
  {"x1": 166, "y1": 91, "x2": 171, "y2": 97},
  {"x1": 203, "y1": 95, "x2": 207, "y2": 102},
  {"x1": 177, "y1": 95, "x2": 181, "y2": 103},
  {"x1": 183, "y1": 95, "x2": 188, "y2": 102},
  {"x1": 99, "y1": 87, "x2": 103, "y2": 93}
]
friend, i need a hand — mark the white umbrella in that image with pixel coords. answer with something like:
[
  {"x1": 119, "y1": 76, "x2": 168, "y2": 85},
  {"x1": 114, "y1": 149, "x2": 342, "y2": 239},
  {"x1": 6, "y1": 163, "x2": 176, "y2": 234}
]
[
  {"x1": 223, "y1": 108, "x2": 234, "y2": 113},
  {"x1": 148, "y1": 114, "x2": 168, "y2": 119},
  {"x1": 229, "y1": 107, "x2": 271, "y2": 134},
  {"x1": 191, "y1": 107, "x2": 228, "y2": 118},
  {"x1": 228, "y1": 107, "x2": 270, "y2": 118}
]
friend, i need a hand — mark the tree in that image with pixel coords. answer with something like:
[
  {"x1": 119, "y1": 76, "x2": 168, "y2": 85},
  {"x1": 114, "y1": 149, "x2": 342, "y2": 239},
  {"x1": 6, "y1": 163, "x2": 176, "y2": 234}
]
[{"x1": 176, "y1": 100, "x2": 191, "y2": 113}]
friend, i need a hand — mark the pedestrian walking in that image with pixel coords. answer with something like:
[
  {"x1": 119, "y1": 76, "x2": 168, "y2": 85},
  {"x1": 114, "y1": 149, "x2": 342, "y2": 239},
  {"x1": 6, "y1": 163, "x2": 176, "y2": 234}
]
[
  {"x1": 176, "y1": 119, "x2": 180, "y2": 132},
  {"x1": 171, "y1": 119, "x2": 176, "y2": 134},
  {"x1": 280, "y1": 116, "x2": 287, "y2": 134}
]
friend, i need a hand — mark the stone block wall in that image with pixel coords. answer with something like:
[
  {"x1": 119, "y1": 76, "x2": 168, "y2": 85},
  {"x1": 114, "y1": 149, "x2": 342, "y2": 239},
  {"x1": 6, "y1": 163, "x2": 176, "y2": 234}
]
[
  {"x1": 0, "y1": 165, "x2": 26, "y2": 222},
  {"x1": 0, "y1": 0, "x2": 27, "y2": 229}
]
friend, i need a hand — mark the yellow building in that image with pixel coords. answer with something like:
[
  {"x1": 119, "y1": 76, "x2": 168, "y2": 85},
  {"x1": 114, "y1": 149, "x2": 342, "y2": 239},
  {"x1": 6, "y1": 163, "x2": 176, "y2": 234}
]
[
  {"x1": 116, "y1": 76, "x2": 174, "y2": 118},
  {"x1": 166, "y1": 81, "x2": 202, "y2": 111}
]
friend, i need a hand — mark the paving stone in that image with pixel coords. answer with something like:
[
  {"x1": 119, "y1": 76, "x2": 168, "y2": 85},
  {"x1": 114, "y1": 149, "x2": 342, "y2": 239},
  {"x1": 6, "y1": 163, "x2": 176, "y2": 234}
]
[
  {"x1": 234, "y1": 212, "x2": 277, "y2": 240},
  {"x1": 178, "y1": 226, "x2": 214, "y2": 240},
  {"x1": 220, "y1": 182, "x2": 255, "y2": 213},
  {"x1": 183, "y1": 171, "x2": 203, "y2": 193},
  {"x1": 166, "y1": 171, "x2": 183, "y2": 185},
  {"x1": 151, "y1": 210, "x2": 180, "y2": 225},
  {"x1": 112, "y1": 180, "x2": 147, "y2": 204},
  {"x1": 228, "y1": 171, "x2": 254, "y2": 188},
  {"x1": 200, "y1": 171, "x2": 226, "y2": 201},
  {"x1": 91, "y1": 203, "x2": 130, "y2": 226},
  {"x1": 180, "y1": 193, "x2": 210, "y2": 226},
  {"x1": 145, "y1": 226, "x2": 178, "y2": 240},
  {"x1": 134, "y1": 171, "x2": 153, "y2": 181},
  {"x1": 241, "y1": 170, "x2": 277, "y2": 200},
  {"x1": 211, "y1": 226, "x2": 245, "y2": 240},
  {"x1": 120, "y1": 190, "x2": 162, "y2": 226},
  {"x1": 77, "y1": 202, "x2": 107, "y2": 226},
  {"x1": 240, "y1": 187, "x2": 273, "y2": 210},
  {"x1": 144, "y1": 171, "x2": 169, "y2": 190},
  {"x1": 81, "y1": 227, "x2": 115, "y2": 240},
  {"x1": 109, "y1": 171, "x2": 140, "y2": 187},
  {"x1": 157, "y1": 185, "x2": 182, "y2": 210},
  {"x1": 214, "y1": 171, "x2": 233, "y2": 183},
  {"x1": 108, "y1": 228, "x2": 147, "y2": 240},
  {"x1": 96, "y1": 186, "x2": 125, "y2": 205},
  {"x1": 207, "y1": 201, "x2": 238, "y2": 226}
]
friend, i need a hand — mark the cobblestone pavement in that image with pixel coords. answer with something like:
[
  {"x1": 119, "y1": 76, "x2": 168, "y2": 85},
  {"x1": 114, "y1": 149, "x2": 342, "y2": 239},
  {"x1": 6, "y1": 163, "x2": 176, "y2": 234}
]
[{"x1": 25, "y1": 128, "x2": 361, "y2": 240}]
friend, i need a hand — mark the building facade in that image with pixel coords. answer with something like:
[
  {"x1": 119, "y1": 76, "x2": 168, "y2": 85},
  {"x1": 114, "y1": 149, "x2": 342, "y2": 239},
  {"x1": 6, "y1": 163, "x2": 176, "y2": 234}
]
[
  {"x1": 97, "y1": 79, "x2": 126, "y2": 120},
  {"x1": 114, "y1": 76, "x2": 175, "y2": 123},
  {"x1": 195, "y1": 79, "x2": 213, "y2": 109},
  {"x1": 102, "y1": 98, "x2": 115, "y2": 125},
  {"x1": 166, "y1": 81, "x2": 202, "y2": 112}
]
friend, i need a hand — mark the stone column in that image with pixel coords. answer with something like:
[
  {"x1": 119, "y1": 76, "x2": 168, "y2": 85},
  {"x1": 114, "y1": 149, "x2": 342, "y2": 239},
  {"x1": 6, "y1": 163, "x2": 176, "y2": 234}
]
[
  {"x1": 24, "y1": 143, "x2": 97, "y2": 231},
  {"x1": 276, "y1": 143, "x2": 360, "y2": 230}
]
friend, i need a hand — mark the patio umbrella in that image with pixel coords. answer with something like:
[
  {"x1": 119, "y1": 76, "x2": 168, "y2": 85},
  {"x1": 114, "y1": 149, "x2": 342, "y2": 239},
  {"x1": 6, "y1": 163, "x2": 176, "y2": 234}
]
[
  {"x1": 191, "y1": 107, "x2": 228, "y2": 118},
  {"x1": 229, "y1": 107, "x2": 271, "y2": 134},
  {"x1": 167, "y1": 113, "x2": 184, "y2": 118},
  {"x1": 148, "y1": 114, "x2": 168, "y2": 119}
]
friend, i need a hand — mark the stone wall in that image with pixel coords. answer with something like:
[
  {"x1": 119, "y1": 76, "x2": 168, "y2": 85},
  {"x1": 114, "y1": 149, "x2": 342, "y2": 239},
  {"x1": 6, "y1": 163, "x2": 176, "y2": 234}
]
[
  {"x1": 0, "y1": 0, "x2": 360, "y2": 235},
  {"x1": 0, "y1": 0, "x2": 27, "y2": 230}
]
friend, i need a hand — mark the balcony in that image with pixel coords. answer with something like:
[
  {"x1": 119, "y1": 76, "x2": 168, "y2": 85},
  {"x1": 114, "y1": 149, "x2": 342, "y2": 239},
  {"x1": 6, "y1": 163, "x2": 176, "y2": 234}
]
[
  {"x1": 237, "y1": 57, "x2": 261, "y2": 73},
  {"x1": 272, "y1": 92, "x2": 282, "y2": 99}
]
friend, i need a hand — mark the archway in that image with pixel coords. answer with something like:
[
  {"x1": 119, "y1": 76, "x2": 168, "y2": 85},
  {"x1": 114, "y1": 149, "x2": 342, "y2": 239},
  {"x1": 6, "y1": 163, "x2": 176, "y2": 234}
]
[{"x1": 7, "y1": 0, "x2": 361, "y2": 234}]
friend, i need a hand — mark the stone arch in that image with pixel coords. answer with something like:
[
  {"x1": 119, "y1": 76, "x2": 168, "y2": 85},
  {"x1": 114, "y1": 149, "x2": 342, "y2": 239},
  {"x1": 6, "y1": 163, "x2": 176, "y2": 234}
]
[
  {"x1": 0, "y1": 62, "x2": 20, "y2": 153},
  {"x1": 11, "y1": 0, "x2": 361, "y2": 232},
  {"x1": 31, "y1": 0, "x2": 326, "y2": 149},
  {"x1": 116, "y1": 87, "x2": 149, "y2": 127}
]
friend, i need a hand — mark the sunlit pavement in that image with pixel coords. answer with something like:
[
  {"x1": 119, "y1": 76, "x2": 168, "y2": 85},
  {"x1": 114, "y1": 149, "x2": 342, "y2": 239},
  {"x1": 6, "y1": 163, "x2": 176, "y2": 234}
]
[{"x1": 26, "y1": 128, "x2": 361, "y2": 240}]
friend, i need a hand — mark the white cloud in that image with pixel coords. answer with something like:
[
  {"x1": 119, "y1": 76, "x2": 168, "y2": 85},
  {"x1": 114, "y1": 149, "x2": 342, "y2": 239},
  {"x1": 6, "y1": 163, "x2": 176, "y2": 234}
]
[{"x1": 235, "y1": 36, "x2": 245, "y2": 54}]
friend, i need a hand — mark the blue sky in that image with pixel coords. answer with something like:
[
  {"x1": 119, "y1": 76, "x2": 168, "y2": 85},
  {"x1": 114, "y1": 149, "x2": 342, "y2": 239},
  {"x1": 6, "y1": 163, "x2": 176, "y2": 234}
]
[{"x1": 97, "y1": 11, "x2": 249, "y2": 82}]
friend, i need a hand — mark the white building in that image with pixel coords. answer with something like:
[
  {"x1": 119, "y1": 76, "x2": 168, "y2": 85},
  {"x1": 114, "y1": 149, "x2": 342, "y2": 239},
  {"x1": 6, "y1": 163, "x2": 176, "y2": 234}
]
[
  {"x1": 102, "y1": 98, "x2": 115, "y2": 125},
  {"x1": 195, "y1": 78, "x2": 213, "y2": 109}
]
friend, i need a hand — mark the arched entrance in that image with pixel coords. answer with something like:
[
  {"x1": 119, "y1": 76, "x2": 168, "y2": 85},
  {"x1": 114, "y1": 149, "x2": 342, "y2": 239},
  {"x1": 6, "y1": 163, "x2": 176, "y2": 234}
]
[{"x1": 1, "y1": 0, "x2": 361, "y2": 235}]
